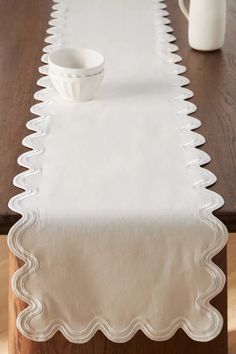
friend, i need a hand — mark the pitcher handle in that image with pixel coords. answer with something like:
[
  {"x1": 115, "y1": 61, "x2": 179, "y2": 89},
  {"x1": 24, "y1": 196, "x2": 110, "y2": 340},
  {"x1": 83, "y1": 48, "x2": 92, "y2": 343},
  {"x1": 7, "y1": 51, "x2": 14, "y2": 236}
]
[{"x1": 178, "y1": 0, "x2": 189, "y2": 20}]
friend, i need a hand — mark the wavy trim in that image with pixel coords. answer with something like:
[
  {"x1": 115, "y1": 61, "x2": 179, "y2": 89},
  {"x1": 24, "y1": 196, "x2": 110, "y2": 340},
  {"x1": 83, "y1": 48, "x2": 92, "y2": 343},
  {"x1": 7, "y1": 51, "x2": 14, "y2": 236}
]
[{"x1": 8, "y1": 0, "x2": 228, "y2": 343}]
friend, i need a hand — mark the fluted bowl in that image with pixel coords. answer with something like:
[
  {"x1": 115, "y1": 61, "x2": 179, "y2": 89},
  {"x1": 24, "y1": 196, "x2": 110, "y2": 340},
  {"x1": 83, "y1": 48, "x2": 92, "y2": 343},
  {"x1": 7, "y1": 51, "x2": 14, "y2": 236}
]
[{"x1": 48, "y1": 48, "x2": 104, "y2": 102}]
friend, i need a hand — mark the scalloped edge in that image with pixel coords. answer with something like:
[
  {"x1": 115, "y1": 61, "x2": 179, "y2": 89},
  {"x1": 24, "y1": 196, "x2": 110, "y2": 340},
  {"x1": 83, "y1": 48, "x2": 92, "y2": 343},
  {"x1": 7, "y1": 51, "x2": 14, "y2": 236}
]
[{"x1": 8, "y1": 0, "x2": 228, "y2": 343}]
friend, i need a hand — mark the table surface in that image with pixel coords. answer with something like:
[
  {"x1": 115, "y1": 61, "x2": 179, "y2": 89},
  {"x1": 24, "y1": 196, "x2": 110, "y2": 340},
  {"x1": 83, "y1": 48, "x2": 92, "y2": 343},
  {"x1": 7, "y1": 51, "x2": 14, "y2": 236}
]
[{"x1": 0, "y1": 0, "x2": 235, "y2": 234}]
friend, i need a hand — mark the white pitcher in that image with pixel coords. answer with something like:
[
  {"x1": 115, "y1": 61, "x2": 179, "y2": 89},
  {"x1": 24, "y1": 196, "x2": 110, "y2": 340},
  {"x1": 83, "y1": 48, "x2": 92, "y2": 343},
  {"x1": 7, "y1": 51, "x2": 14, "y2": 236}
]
[{"x1": 178, "y1": 0, "x2": 226, "y2": 51}]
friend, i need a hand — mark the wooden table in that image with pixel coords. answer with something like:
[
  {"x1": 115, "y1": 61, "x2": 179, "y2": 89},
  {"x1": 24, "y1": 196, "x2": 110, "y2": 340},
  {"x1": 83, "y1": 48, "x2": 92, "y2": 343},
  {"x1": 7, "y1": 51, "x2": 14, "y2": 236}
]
[{"x1": 0, "y1": 0, "x2": 235, "y2": 353}]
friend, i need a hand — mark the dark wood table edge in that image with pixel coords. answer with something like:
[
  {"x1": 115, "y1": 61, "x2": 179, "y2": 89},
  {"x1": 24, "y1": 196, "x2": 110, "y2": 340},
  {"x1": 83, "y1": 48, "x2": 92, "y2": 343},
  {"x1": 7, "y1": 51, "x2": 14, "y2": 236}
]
[{"x1": 1, "y1": 209, "x2": 234, "y2": 235}]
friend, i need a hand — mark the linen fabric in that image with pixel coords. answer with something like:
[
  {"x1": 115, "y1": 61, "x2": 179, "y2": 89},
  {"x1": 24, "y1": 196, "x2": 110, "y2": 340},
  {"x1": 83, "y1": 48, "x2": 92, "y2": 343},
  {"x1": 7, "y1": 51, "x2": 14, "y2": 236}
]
[{"x1": 8, "y1": 0, "x2": 228, "y2": 343}]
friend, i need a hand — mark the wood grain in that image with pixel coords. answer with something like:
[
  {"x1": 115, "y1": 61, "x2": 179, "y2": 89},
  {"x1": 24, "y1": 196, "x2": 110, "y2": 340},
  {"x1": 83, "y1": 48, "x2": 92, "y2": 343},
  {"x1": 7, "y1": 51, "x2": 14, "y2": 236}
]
[
  {"x1": 0, "y1": 0, "x2": 52, "y2": 234},
  {"x1": 0, "y1": 0, "x2": 235, "y2": 233},
  {"x1": 168, "y1": 0, "x2": 236, "y2": 231},
  {"x1": 2, "y1": 0, "x2": 232, "y2": 353}
]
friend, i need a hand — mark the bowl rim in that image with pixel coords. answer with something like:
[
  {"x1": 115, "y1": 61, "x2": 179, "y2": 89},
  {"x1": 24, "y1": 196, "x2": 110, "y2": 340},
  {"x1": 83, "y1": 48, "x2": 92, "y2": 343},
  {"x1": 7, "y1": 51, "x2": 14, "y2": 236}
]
[
  {"x1": 48, "y1": 47, "x2": 105, "y2": 76},
  {"x1": 49, "y1": 69, "x2": 104, "y2": 79}
]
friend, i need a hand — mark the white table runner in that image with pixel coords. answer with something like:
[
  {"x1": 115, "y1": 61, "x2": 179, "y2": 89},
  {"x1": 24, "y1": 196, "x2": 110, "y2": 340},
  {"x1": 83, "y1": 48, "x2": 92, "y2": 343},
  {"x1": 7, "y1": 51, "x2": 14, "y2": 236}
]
[{"x1": 8, "y1": 0, "x2": 228, "y2": 343}]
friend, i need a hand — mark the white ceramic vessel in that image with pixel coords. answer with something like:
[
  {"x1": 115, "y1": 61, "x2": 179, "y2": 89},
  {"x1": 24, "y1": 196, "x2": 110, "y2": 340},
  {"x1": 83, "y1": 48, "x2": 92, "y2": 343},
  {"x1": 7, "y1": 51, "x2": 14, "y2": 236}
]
[
  {"x1": 49, "y1": 48, "x2": 104, "y2": 102},
  {"x1": 178, "y1": 0, "x2": 226, "y2": 51}
]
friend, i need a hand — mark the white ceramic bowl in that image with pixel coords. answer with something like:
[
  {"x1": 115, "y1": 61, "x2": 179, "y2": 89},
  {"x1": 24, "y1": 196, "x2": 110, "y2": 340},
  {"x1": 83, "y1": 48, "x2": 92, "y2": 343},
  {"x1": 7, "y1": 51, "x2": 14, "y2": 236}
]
[{"x1": 48, "y1": 48, "x2": 105, "y2": 102}]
